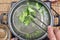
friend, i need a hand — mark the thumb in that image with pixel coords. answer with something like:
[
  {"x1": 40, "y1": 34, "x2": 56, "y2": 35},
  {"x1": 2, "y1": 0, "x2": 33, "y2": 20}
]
[{"x1": 48, "y1": 26, "x2": 56, "y2": 40}]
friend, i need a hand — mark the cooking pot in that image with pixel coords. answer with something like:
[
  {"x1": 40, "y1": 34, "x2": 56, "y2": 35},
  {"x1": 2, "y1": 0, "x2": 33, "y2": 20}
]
[{"x1": 3, "y1": 0, "x2": 60, "y2": 40}]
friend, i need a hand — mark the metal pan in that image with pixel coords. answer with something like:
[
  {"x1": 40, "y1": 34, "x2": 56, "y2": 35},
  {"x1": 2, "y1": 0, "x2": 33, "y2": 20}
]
[{"x1": 8, "y1": 0, "x2": 60, "y2": 40}]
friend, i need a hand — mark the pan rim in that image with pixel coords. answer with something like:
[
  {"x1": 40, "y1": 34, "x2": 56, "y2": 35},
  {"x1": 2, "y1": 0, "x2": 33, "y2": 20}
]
[{"x1": 8, "y1": 0, "x2": 54, "y2": 40}]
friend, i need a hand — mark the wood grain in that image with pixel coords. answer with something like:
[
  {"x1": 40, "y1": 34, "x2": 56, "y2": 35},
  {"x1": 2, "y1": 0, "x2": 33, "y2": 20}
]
[
  {"x1": 0, "y1": 0, "x2": 19, "y2": 3},
  {"x1": 0, "y1": 4, "x2": 11, "y2": 11}
]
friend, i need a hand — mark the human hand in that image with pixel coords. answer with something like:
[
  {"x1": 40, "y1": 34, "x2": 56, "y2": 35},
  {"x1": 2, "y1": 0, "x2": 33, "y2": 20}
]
[
  {"x1": 48, "y1": 26, "x2": 60, "y2": 40},
  {"x1": 11, "y1": 38, "x2": 18, "y2": 40}
]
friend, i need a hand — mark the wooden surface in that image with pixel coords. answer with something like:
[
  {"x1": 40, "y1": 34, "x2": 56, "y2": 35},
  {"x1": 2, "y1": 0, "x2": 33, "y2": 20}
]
[
  {"x1": 52, "y1": 0, "x2": 60, "y2": 15},
  {"x1": 0, "y1": 0, "x2": 19, "y2": 15},
  {"x1": 0, "y1": 0, "x2": 19, "y2": 3}
]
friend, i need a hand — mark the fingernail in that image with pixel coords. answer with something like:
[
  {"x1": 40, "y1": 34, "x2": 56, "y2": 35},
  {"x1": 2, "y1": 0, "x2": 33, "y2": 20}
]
[
  {"x1": 48, "y1": 26, "x2": 53, "y2": 33},
  {"x1": 48, "y1": 26, "x2": 52, "y2": 29},
  {"x1": 48, "y1": 26, "x2": 51, "y2": 28}
]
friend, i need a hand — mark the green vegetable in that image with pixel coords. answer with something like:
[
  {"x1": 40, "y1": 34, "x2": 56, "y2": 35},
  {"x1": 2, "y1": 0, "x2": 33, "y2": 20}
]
[
  {"x1": 36, "y1": 3, "x2": 40, "y2": 9},
  {"x1": 28, "y1": 7, "x2": 35, "y2": 12},
  {"x1": 26, "y1": 33, "x2": 30, "y2": 38},
  {"x1": 25, "y1": 33, "x2": 32, "y2": 39},
  {"x1": 34, "y1": 30, "x2": 40, "y2": 37},
  {"x1": 19, "y1": 3, "x2": 36, "y2": 26},
  {"x1": 36, "y1": 3, "x2": 41, "y2": 10},
  {"x1": 24, "y1": 16, "x2": 31, "y2": 26},
  {"x1": 19, "y1": 11, "x2": 28, "y2": 22}
]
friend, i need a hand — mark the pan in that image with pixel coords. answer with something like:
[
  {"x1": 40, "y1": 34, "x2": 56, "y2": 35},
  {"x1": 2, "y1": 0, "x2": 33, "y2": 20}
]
[{"x1": 7, "y1": 0, "x2": 60, "y2": 40}]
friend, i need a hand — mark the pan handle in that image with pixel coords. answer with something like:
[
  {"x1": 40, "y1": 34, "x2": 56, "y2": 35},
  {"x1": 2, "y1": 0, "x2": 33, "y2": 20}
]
[
  {"x1": 51, "y1": 7, "x2": 60, "y2": 26},
  {"x1": 54, "y1": 15, "x2": 60, "y2": 26},
  {"x1": 0, "y1": 14, "x2": 3, "y2": 24},
  {"x1": 0, "y1": 13, "x2": 8, "y2": 24}
]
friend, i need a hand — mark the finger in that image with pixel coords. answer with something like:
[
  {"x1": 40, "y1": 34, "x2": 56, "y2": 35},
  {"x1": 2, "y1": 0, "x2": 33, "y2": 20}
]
[
  {"x1": 11, "y1": 38, "x2": 18, "y2": 40},
  {"x1": 11, "y1": 38, "x2": 14, "y2": 40},
  {"x1": 48, "y1": 26, "x2": 56, "y2": 40},
  {"x1": 54, "y1": 27, "x2": 60, "y2": 40}
]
